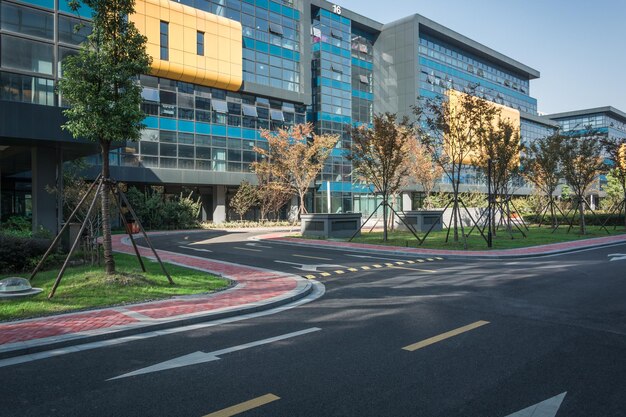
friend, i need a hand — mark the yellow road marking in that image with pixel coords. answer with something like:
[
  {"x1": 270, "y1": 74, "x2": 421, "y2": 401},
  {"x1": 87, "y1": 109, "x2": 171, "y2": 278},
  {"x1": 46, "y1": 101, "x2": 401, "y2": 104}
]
[
  {"x1": 361, "y1": 266, "x2": 371, "y2": 270},
  {"x1": 234, "y1": 247, "x2": 261, "y2": 252},
  {"x1": 417, "y1": 259, "x2": 425, "y2": 263},
  {"x1": 320, "y1": 272, "x2": 331, "y2": 277},
  {"x1": 390, "y1": 266, "x2": 436, "y2": 273},
  {"x1": 203, "y1": 394, "x2": 280, "y2": 417},
  {"x1": 304, "y1": 275, "x2": 316, "y2": 279},
  {"x1": 435, "y1": 257, "x2": 444, "y2": 260},
  {"x1": 385, "y1": 263, "x2": 395, "y2": 267},
  {"x1": 406, "y1": 260, "x2": 415, "y2": 264},
  {"x1": 395, "y1": 261, "x2": 405, "y2": 265},
  {"x1": 293, "y1": 254, "x2": 332, "y2": 261},
  {"x1": 426, "y1": 258, "x2": 435, "y2": 261},
  {"x1": 334, "y1": 270, "x2": 345, "y2": 274},
  {"x1": 348, "y1": 268, "x2": 359, "y2": 272},
  {"x1": 402, "y1": 320, "x2": 490, "y2": 352},
  {"x1": 373, "y1": 264, "x2": 383, "y2": 268}
]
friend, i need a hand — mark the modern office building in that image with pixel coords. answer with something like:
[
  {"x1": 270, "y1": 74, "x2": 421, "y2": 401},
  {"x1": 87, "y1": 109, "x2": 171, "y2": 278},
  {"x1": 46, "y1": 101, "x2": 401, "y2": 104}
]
[{"x1": 0, "y1": 0, "x2": 573, "y2": 234}]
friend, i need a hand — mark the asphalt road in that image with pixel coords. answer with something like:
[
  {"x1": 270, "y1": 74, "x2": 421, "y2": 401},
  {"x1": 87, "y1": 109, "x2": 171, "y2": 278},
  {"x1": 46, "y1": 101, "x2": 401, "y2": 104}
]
[{"x1": 2, "y1": 230, "x2": 626, "y2": 417}]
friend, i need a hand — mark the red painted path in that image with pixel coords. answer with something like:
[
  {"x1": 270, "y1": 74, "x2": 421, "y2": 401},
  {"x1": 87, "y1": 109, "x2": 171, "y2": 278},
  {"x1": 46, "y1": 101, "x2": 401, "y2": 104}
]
[{"x1": 0, "y1": 234, "x2": 304, "y2": 353}]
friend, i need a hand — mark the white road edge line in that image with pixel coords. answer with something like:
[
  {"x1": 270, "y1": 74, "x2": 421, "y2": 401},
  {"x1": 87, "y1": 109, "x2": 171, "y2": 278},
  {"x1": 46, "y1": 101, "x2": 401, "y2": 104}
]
[{"x1": 0, "y1": 281, "x2": 325, "y2": 369}]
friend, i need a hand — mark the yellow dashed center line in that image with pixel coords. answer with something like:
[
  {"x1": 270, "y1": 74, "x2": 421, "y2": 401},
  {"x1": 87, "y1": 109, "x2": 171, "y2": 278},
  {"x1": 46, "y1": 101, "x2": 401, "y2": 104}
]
[
  {"x1": 402, "y1": 320, "x2": 490, "y2": 352},
  {"x1": 361, "y1": 266, "x2": 371, "y2": 270},
  {"x1": 373, "y1": 264, "x2": 383, "y2": 268},
  {"x1": 203, "y1": 393, "x2": 280, "y2": 417},
  {"x1": 334, "y1": 270, "x2": 345, "y2": 274}
]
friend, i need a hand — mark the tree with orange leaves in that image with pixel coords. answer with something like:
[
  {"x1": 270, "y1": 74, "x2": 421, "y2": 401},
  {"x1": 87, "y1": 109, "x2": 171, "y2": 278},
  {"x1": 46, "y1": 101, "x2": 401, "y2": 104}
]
[{"x1": 252, "y1": 123, "x2": 339, "y2": 218}]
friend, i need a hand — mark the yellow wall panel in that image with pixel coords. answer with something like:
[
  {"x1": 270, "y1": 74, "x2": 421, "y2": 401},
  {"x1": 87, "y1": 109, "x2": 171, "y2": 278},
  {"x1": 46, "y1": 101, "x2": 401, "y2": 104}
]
[
  {"x1": 131, "y1": 0, "x2": 242, "y2": 91},
  {"x1": 446, "y1": 89, "x2": 521, "y2": 166}
]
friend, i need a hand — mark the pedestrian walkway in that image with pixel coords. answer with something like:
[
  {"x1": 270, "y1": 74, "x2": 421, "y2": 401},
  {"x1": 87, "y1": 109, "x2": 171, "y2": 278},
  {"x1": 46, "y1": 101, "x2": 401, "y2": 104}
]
[
  {"x1": 0, "y1": 234, "x2": 312, "y2": 359},
  {"x1": 258, "y1": 232, "x2": 626, "y2": 259}
]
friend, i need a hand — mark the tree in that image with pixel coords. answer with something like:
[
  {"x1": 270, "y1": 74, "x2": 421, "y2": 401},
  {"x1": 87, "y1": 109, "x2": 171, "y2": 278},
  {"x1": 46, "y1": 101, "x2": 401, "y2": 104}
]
[
  {"x1": 473, "y1": 118, "x2": 522, "y2": 235},
  {"x1": 413, "y1": 86, "x2": 499, "y2": 243},
  {"x1": 230, "y1": 181, "x2": 258, "y2": 221},
  {"x1": 348, "y1": 113, "x2": 414, "y2": 241},
  {"x1": 253, "y1": 123, "x2": 339, "y2": 218},
  {"x1": 404, "y1": 139, "x2": 443, "y2": 209},
  {"x1": 252, "y1": 159, "x2": 292, "y2": 222},
  {"x1": 58, "y1": 0, "x2": 151, "y2": 275},
  {"x1": 521, "y1": 132, "x2": 564, "y2": 228},
  {"x1": 560, "y1": 129, "x2": 606, "y2": 234},
  {"x1": 600, "y1": 136, "x2": 626, "y2": 228}
]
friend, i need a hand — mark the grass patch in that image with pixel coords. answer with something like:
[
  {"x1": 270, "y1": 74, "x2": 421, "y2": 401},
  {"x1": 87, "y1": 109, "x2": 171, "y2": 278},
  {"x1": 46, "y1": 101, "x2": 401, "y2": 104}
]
[
  {"x1": 0, "y1": 253, "x2": 230, "y2": 321},
  {"x1": 331, "y1": 225, "x2": 626, "y2": 251}
]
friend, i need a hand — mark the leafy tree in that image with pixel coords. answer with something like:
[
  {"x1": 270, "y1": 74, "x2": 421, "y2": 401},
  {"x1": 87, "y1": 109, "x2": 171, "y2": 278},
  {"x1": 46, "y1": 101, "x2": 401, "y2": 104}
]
[
  {"x1": 348, "y1": 113, "x2": 414, "y2": 241},
  {"x1": 600, "y1": 136, "x2": 626, "y2": 228},
  {"x1": 58, "y1": 0, "x2": 151, "y2": 274},
  {"x1": 521, "y1": 132, "x2": 565, "y2": 228},
  {"x1": 404, "y1": 139, "x2": 443, "y2": 209},
  {"x1": 230, "y1": 181, "x2": 258, "y2": 221},
  {"x1": 602, "y1": 169, "x2": 623, "y2": 210},
  {"x1": 252, "y1": 159, "x2": 292, "y2": 222},
  {"x1": 253, "y1": 123, "x2": 338, "y2": 218},
  {"x1": 560, "y1": 129, "x2": 606, "y2": 234},
  {"x1": 413, "y1": 85, "x2": 499, "y2": 243},
  {"x1": 473, "y1": 118, "x2": 522, "y2": 235}
]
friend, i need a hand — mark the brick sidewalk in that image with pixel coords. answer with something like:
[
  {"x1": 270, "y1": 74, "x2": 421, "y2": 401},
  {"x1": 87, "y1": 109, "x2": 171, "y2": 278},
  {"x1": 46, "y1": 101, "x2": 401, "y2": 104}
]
[
  {"x1": 258, "y1": 232, "x2": 626, "y2": 258},
  {"x1": 0, "y1": 234, "x2": 311, "y2": 358}
]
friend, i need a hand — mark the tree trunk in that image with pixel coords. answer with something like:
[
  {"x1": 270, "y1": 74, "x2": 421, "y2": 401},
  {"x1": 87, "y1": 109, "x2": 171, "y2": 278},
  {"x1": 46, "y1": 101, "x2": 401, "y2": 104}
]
[
  {"x1": 101, "y1": 140, "x2": 115, "y2": 275},
  {"x1": 579, "y1": 195, "x2": 586, "y2": 235},
  {"x1": 452, "y1": 184, "x2": 459, "y2": 242},
  {"x1": 299, "y1": 192, "x2": 307, "y2": 219},
  {"x1": 382, "y1": 193, "x2": 388, "y2": 242}
]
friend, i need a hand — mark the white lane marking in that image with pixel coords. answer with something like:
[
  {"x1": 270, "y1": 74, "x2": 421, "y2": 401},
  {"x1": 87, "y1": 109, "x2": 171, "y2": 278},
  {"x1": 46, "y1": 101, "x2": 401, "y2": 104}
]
[
  {"x1": 108, "y1": 327, "x2": 322, "y2": 380},
  {"x1": 246, "y1": 243, "x2": 273, "y2": 249},
  {"x1": 0, "y1": 281, "x2": 325, "y2": 369},
  {"x1": 346, "y1": 254, "x2": 420, "y2": 262},
  {"x1": 608, "y1": 253, "x2": 626, "y2": 262},
  {"x1": 234, "y1": 246, "x2": 262, "y2": 252},
  {"x1": 293, "y1": 254, "x2": 332, "y2": 261},
  {"x1": 503, "y1": 392, "x2": 566, "y2": 417},
  {"x1": 178, "y1": 245, "x2": 213, "y2": 253},
  {"x1": 274, "y1": 260, "x2": 346, "y2": 272}
]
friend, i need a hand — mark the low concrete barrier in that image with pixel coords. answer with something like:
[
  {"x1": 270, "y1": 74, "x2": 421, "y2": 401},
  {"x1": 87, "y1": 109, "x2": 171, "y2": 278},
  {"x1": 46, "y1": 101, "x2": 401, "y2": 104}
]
[{"x1": 301, "y1": 213, "x2": 362, "y2": 238}]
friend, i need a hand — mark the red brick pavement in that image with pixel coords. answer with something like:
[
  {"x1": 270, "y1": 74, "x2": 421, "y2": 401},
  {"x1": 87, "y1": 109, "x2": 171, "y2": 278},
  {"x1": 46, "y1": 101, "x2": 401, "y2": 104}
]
[
  {"x1": 0, "y1": 234, "x2": 300, "y2": 348},
  {"x1": 259, "y1": 232, "x2": 626, "y2": 257}
]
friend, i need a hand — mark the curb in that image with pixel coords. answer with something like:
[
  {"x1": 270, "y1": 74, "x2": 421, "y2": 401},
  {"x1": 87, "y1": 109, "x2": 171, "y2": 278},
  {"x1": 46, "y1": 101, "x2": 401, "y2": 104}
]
[
  {"x1": 0, "y1": 279, "x2": 313, "y2": 360},
  {"x1": 258, "y1": 234, "x2": 626, "y2": 260}
]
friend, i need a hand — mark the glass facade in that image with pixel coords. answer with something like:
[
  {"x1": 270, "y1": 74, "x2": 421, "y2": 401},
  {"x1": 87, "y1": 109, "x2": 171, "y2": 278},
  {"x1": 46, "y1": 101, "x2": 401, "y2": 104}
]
[
  {"x1": 0, "y1": 0, "x2": 92, "y2": 106},
  {"x1": 3, "y1": 0, "x2": 615, "y2": 223},
  {"x1": 418, "y1": 34, "x2": 537, "y2": 114}
]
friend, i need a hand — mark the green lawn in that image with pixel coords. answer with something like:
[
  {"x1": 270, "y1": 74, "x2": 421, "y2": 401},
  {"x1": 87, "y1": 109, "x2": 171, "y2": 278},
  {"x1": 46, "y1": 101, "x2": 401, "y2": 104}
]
[
  {"x1": 0, "y1": 253, "x2": 230, "y2": 321},
  {"x1": 342, "y1": 225, "x2": 626, "y2": 251}
]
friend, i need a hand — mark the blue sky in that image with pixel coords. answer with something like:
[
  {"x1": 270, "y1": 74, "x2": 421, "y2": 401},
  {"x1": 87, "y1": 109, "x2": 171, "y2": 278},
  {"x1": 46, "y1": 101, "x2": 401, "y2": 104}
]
[{"x1": 336, "y1": 0, "x2": 626, "y2": 115}]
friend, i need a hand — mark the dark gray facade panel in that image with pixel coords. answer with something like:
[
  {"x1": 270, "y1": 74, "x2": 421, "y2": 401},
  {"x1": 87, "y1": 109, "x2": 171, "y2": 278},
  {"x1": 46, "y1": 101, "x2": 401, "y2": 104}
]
[{"x1": 82, "y1": 166, "x2": 257, "y2": 187}]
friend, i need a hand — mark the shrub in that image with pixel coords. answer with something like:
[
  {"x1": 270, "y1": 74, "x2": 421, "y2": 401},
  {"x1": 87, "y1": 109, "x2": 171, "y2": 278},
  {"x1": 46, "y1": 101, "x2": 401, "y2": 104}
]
[
  {"x1": 0, "y1": 235, "x2": 53, "y2": 273},
  {"x1": 124, "y1": 187, "x2": 201, "y2": 230}
]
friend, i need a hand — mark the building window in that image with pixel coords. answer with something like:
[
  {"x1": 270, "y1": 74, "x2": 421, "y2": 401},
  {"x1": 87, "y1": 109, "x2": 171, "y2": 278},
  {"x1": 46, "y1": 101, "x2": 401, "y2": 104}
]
[
  {"x1": 160, "y1": 21, "x2": 168, "y2": 61},
  {"x1": 197, "y1": 31, "x2": 204, "y2": 56}
]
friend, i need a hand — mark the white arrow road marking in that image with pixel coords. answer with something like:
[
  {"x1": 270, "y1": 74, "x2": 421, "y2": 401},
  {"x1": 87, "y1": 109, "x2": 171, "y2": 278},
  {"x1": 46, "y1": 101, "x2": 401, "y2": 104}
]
[
  {"x1": 108, "y1": 327, "x2": 321, "y2": 381},
  {"x1": 246, "y1": 242, "x2": 273, "y2": 249},
  {"x1": 178, "y1": 245, "x2": 213, "y2": 253},
  {"x1": 346, "y1": 254, "x2": 417, "y2": 262},
  {"x1": 504, "y1": 392, "x2": 566, "y2": 417},
  {"x1": 274, "y1": 260, "x2": 346, "y2": 272},
  {"x1": 608, "y1": 253, "x2": 626, "y2": 262}
]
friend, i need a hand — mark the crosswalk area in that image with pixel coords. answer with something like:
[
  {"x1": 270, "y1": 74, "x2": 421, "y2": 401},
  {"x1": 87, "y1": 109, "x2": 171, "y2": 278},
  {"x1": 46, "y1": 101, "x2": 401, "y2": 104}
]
[{"x1": 301, "y1": 256, "x2": 445, "y2": 280}]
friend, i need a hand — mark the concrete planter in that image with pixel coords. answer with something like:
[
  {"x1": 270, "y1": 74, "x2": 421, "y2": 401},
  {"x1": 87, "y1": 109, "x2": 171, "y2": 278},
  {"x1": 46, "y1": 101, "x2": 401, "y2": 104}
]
[
  {"x1": 395, "y1": 210, "x2": 444, "y2": 232},
  {"x1": 301, "y1": 213, "x2": 362, "y2": 238}
]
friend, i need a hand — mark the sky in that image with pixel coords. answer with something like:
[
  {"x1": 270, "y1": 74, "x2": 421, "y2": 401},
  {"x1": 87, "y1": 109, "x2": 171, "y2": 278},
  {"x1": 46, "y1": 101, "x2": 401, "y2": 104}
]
[{"x1": 335, "y1": 0, "x2": 626, "y2": 115}]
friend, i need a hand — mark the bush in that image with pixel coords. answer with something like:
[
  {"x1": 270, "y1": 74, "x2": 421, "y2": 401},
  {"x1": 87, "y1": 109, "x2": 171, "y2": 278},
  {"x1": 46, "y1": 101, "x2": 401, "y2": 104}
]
[
  {"x1": 125, "y1": 187, "x2": 201, "y2": 231},
  {"x1": 524, "y1": 212, "x2": 626, "y2": 227},
  {"x1": 0, "y1": 235, "x2": 54, "y2": 273}
]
